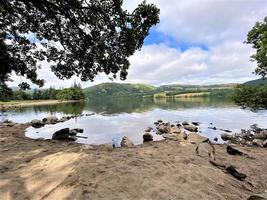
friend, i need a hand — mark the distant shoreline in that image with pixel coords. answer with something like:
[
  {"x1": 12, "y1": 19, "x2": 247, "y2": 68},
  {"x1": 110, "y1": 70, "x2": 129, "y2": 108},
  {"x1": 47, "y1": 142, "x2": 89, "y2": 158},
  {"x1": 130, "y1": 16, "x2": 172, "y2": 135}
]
[{"x1": 0, "y1": 99, "x2": 83, "y2": 109}]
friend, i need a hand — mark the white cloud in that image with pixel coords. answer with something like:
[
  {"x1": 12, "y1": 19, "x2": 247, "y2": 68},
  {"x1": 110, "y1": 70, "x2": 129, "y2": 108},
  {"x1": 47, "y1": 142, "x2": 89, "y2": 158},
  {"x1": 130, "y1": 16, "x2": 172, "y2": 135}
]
[
  {"x1": 8, "y1": 0, "x2": 267, "y2": 88},
  {"x1": 125, "y1": 42, "x2": 256, "y2": 85},
  {"x1": 124, "y1": 0, "x2": 267, "y2": 44}
]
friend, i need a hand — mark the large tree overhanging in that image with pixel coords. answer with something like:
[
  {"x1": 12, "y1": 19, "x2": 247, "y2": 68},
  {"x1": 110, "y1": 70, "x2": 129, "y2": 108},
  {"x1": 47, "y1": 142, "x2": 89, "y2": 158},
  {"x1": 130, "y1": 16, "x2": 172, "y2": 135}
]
[
  {"x1": 246, "y1": 16, "x2": 267, "y2": 78},
  {"x1": 0, "y1": 0, "x2": 160, "y2": 90}
]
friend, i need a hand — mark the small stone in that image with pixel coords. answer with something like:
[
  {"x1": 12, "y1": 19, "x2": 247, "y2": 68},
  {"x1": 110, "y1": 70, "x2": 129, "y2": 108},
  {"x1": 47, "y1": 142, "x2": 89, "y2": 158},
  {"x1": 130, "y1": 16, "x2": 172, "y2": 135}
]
[{"x1": 120, "y1": 136, "x2": 134, "y2": 147}]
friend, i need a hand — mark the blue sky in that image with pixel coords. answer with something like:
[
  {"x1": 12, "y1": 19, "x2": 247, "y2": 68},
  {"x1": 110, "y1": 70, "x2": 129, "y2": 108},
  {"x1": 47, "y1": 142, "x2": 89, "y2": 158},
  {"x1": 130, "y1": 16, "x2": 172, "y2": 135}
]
[{"x1": 9, "y1": 0, "x2": 267, "y2": 88}]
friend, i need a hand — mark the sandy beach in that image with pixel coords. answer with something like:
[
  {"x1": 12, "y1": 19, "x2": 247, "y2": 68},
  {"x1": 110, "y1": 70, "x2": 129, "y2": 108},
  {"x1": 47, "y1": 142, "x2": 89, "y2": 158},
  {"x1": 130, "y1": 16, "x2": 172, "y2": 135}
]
[{"x1": 0, "y1": 123, "x2": 267, "y2": 200}]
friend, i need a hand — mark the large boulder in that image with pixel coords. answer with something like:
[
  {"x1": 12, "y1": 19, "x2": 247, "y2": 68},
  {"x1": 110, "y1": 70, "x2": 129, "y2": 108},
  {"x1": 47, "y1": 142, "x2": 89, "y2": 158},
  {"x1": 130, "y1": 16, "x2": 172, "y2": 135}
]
[
  {"x1": 31, "y1": 119, "x2": 44, "y2": 128},
  {"x1": 120, "y1": 136, "x2": 134, "y2": 147},
  {"x1": 42, "y1": 116, "x2": 58, "y2": 124},
  {"x1": 52, "y1": 128, "x2": 76, "y2": 141},
  {"x1": 143, "y1": 132, "x2": 153, "y2": 142},
  {"x1": 183, "y1": 124, "x2": 198, "y2": 132}
]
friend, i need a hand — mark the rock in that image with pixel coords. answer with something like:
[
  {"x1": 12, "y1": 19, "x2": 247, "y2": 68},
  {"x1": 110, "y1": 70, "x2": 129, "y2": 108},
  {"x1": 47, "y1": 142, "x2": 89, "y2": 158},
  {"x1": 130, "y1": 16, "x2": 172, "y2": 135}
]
[
  {"x1": 162, "y1": 134, "x2": 183, "y2": 142},
  {"x1": 263, "y1": 140, "x2": 267, "y2": 148},
  {"x1": 196, "y1": 143, "x2": 215, "y2": 160},
  {"x1": 253, "y1": 131, "x2": 267, "y2": 140},
  {"x1": 31, "y1": 119, "x2": 44, "y2": 128},
  {"x1": 184, "y1": 125, "x2": 198, "y2": 132},
  {"x1": 248, "y1": 193, "x2": 267, "y2": 200},
  {"x1": 52, "y1": 128, "x2": 71, "y2": 140},
  {"x1": 187, "y1": 134, "x2": 208, "y2": 144},
  {"x1": 209, "y1": 160, "x2": 247, "y2": 181},
  {"x1": 145, "y1": 127, "x2": 153, "y2": 132},
  {"x1": 143, "y1": 132, "x2": 153, "y2": 142},
  {"x1": 192, "y1": 122, "x2": 200, "y2": 126},
  {"x1": 59, "y1": 116, "x2": 69, "y2": 122},
  {"x1": 177, "y1": 123, "x2": 182, "y2": 127},
  {"x1": 182, "y1": 132, "x2": 188, "y2": 140},
  {"x1": 73, "y1": 128, "x2": 84, "y2": 133},
  {"x1": 182, "y1": 121, "x2": 189, "y2": 126},
  {"x1": 214, "y1": 137, "x2": 218, "y2": 142},
  {"x1": 120, "y1": 136, "x2": 134, "y2": 147},
  {"x1": 226, "y1": 165, "x2": 247, "y2": 181},
  {"x1": 157, "y1": 124, "x2": 171, "y2": 134},
  {"x1": 209, "y1": 127, "x2": 217, "y2": 130},
  {"x1": 221, "y1": 129, "x2": 232, "y2": 133},
  {"x1": 170, "y1": 127, "x2": 182, "y2": 134},
  {"x1": 221, "y1": 133, "x2": 234, "y2": 141},
  {"x1": 69, "y1": 129, "x2": 78, "y2": 136},
  {"x1": 42, "y1": 116, "x2": 58, "y2": 124},
  {"x1": 226, "y1": 146, "x2": 244, "y2": 156},
  {"x1": 252, "y1": 139, "x2": 264, "y2": 147}
]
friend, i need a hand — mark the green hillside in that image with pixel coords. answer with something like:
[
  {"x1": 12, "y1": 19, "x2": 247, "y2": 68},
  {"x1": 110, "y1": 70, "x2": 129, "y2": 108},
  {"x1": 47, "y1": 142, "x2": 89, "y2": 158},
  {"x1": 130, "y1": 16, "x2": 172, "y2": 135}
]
[
  {"x1": 83, "y1": 82, "x2": 236, "y2": 98},
  {"x1": 244, "y1": 78, "x2": 267, "y2": 85},
  {"x1": 84, "y1": 83, "x2": 156, "y2": 98}
]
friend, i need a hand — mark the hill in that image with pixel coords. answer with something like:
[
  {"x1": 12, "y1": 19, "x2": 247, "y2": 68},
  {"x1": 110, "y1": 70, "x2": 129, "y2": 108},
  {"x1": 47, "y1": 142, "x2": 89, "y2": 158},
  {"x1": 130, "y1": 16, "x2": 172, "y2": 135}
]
[
  {"x1": 244, "y1": 78, "x2": 267, "y2": 85},
  {"x1": 83, "y1": 82, "x2": 236, "y2": 98},
  {"x1": 83, "y1": 83, "x2": 156, "y2": 98}
]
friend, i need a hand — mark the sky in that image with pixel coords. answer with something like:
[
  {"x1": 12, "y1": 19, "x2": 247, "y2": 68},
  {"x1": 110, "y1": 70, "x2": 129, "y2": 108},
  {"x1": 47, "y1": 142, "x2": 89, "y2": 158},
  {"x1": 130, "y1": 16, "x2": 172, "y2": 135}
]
[{"x1": 9, "y1": 0, "x2": 267, "y2": 88}]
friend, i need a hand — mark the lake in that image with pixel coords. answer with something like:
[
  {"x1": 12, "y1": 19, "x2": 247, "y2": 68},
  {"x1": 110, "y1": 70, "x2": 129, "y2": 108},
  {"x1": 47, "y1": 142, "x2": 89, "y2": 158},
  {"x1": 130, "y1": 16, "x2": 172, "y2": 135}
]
[{"x1": 1, "y1": 97, "x2": 267, "y2": 145}]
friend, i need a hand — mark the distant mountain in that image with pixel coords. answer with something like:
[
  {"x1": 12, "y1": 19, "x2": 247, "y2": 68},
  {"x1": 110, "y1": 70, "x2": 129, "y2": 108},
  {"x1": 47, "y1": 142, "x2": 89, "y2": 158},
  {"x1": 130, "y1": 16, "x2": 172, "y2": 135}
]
[
  {"x1": 244, "y1": 78, "x2": 267, "y2": 85},
  {"x1": 83, "y1": 82, "x2": 237, "y2": 98},
  {"x1": 83, "y1": 83, "x2": 156, "y2": 98}
]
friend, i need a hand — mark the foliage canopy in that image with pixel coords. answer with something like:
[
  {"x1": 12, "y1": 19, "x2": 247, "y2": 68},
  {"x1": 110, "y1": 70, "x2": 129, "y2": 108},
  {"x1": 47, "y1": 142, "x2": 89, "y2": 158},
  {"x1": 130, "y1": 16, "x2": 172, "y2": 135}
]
[
  {"x1": 0, "y1": 0, "x2": 160, "y2": 89},
  {"x1": 246, "y1": 17, "x2": 267, "y2": 78}
]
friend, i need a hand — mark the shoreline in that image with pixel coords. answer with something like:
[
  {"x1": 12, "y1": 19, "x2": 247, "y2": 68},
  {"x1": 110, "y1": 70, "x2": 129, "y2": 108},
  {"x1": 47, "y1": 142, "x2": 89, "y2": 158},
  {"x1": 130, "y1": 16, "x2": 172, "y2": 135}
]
[
  {"x1": 0, "y1": 100, "x2": 83, "y2": 109},
  {"x1": 0, "y1": 122, "x2": 267, "y2": 199}
]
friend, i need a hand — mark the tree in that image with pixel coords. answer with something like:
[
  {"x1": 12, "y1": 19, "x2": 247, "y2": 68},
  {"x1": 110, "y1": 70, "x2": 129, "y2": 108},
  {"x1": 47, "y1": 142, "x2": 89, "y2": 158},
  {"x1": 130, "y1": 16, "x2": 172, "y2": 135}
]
[
  {"x1": 246, "y1": 17, "x2": 267, "y2": 78},
  {"x1": 0, "y1": 0, "x2": 160, "y2": 90},
  {"x1": 56, "y1": 87, "x2": 85, "y2": 101}
]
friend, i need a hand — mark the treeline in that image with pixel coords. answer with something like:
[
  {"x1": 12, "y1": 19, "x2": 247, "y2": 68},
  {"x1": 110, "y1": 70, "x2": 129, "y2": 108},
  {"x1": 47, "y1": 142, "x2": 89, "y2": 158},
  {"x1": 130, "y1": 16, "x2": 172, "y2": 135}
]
[
  {"x1": 0, "y1": 85, "x2": 85, "y2": 101},
  {"x1": 233, "y1": 84, "x2": 267, "y2": 110}
]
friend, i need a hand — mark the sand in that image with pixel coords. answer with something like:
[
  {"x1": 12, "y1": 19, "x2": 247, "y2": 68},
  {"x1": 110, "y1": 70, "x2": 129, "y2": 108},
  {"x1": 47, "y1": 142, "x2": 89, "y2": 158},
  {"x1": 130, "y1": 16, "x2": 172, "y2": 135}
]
[
  {"x1": 0, "y1": 124, "x2": 267, "y2": 200},
  {"x1": 0, "y1": 100, "x2": 82, "y2": 109}
]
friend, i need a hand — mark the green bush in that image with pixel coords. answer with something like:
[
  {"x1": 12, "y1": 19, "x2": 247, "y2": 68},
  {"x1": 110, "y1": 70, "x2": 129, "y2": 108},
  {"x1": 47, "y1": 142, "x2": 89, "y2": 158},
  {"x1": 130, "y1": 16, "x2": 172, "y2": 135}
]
[{"x1": 233, "y1": 84, "x2": 267, "y2": 110}]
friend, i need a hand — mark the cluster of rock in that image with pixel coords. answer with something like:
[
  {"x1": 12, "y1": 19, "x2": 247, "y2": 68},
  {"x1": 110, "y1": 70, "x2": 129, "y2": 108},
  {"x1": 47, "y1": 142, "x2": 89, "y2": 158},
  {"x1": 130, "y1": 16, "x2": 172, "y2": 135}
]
[
  {"x1": 221, "y1": 124, "x2": 267, "y2": 148},
  {"x1": 52, "y1": 128, "x2": 85, "y2": 141},
  {"x1": 30, "y1": 113, "x2": 95, "y2": 128},
  {"x1": 153, "y1": 120, "x2": 208, "y2": 144}
]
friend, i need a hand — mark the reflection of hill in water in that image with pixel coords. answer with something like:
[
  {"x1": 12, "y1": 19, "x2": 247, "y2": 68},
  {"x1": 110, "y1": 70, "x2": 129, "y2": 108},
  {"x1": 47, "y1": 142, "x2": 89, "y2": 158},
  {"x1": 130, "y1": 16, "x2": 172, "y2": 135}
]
[
  {"x1": 6, "y1": 98, "x2": 235, "y2": 116},
  {"x1": 85, "y1": 97, "x2": 235, "y2": 114},
  {"x1": 9, "y1": 102, "x2": 85, "y2": 115}
]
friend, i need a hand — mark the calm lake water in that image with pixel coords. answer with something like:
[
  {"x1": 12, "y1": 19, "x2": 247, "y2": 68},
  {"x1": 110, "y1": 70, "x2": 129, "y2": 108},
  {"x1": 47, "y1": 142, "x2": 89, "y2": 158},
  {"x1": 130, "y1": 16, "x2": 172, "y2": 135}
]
[{"x1": 1, "y1": 97, "x2": 267, "y2": 145}]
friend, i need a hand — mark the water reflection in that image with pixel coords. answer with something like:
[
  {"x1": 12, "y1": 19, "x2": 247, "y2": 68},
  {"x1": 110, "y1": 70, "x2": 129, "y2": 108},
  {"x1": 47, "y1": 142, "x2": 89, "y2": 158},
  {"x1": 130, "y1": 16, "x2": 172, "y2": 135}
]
[
  {"x1": 85, "y1": 96, "x2": 235, "y2": 114},
  {"x1": 2, "y1": 97, "x2": 267, "y2": 145}
]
